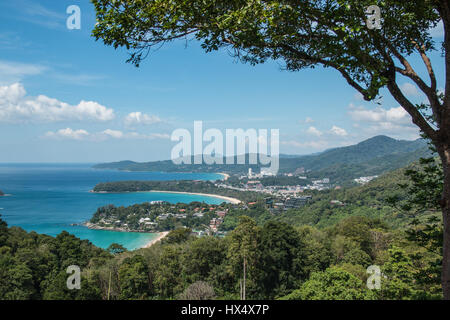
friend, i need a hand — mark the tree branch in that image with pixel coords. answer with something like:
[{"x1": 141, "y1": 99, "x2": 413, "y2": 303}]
[
  {"x1": 437, "y1": 0, "x2": 450, "y2": 110},
  {"x1": 386, "y1": 70, "x2": 438, "y2": 142},
  {"x1": 383, "y1": 41, "x2": 442, "y2": 125},
  {"x1": 412, "y1": 41, "x2": 437, "y2": 92},
  {"x1": 279, "y1": 44, "x2": 372, "y2": 100}
]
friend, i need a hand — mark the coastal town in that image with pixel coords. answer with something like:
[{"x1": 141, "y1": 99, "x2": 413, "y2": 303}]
[
  {"x1": 85, "y1": 167, "x2": 369, "y2": 238},
  {"x1": 216, "y1": 168, "x2": 381, "y2": 198},
  {"x1": 216, "y1": 168, "x2": 332, "y2": 194}
]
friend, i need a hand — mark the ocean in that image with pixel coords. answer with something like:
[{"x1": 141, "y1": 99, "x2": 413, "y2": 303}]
[{"x1": 0, "y1": 163, "x2": 224, "y2": 250}]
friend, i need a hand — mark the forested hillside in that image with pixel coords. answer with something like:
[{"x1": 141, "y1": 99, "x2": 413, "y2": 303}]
[
  {"x1": 0, "y1": 215, "x2": 441, "y2": 300},
  {"x1": 1, "y1": 155, "x2": 442, "y2": 300},
  {"x1": 224, "y1": 163, "x2": 437, "y2": 230},
  {"x1": 93, "y1": 136, "x2": 429, "y2": 184},
  {"x1": 93, "y1": 180, "x2": 263, "y2": 202},
  {"x1": 0, "y1": 219, "x2": 111, "y2": 299},
  {"x1": 306, "y1": 146, "x2": 430, "y2": 184}
]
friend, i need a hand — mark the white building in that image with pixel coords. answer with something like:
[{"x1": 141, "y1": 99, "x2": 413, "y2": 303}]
[
  {"x1": 354, "y1": 176, "x2": 378, "y2": 185},
  {"x1": 260, "y1": 168, "x2": 275, "y2": 176}
]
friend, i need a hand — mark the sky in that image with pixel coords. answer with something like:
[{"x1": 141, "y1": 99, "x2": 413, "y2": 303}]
[{"x1": 0, "y1": 0, "x2": 445, "y2": 163}]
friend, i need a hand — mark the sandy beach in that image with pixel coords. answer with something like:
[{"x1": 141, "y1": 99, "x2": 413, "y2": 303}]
[
  {"x1": 143, "y1": 231, "x2": 169, "y2": 248},
  {"x1": 91, "y1": 189, "x2": 242, "y2": 204},
  {"x1": 218, "y1": 172, "x2": 230, "y2": 181},
  {"x1": 147, "y1": 190, "x2": 241, "y2": 204}
]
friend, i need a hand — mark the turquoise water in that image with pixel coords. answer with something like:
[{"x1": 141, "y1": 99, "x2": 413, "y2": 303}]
[{"x1": 0, "y1": 164, "x2": 224, "y2": 250}]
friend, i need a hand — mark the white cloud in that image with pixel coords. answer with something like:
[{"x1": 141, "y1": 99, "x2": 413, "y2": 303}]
[
  {"x1": 0, "y1": 33, "x2": 32, "y2": 51},
  {"x1": 281, "y1": 140, "x2": 328, "y2": 149},
  {"x1": 0, "y1": 83, "x2": 115, "y2": 123},
  {"x1": 13, "y1": 1, "x2": 66, "y2": 29},
  {"x1": 349, "y1": 104, "x2": 411, "y2": 125},
  {"x1": 306, "y1": 126, "x2": 322, "y2": 137},
  {"x1": 44, "y1": 128, "x2": 170, "y2": 141},
  {"x1": 0, "y1": 60, "x2": 106, "y2": 86},
  {"x1": 330, "y1": 125, "x2": 348, "y2": 136},
  {"x1": 125, "y1": 132, "x2": 170, "y2": 140},
  {"x1": 298, "y1": 117, "x2": 314, "y2": 125},
  {"x1": 45, "y1": 128, "x2": 89, "y2": 140},
  {"x1": 0, "y1": 61, "x2": 46, "y2": 83},
  {"x1": 148, "y1": 133, "x2": 170, "y2": 139},
  {"x1": 348, "y1": 104, "x2": 419, "y2": 139},
  {"x1": 51, "y1": 73, "x2": 106, "y2": 86},
  {"x1": 125, "y1": 112, "x2": 161, "y2": 126},
  {"x1": 400, "y1": 83, "x2": 419, "y2": 97},
  {"x1": 102, "y1": 129, "x2": 123, "y2": 139}
]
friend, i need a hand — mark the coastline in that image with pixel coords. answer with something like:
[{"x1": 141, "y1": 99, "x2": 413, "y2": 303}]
[
  {"x1": 143, "y1": 231, "x2": 169, "y2": 248},
  {"x1": 82, "y1": 222, "x2": 168, "y2": 250},
  {"x1": 90, "y1": 189, "x2": 241, "y2": 204},
  {"x1": 146, "y1": 190, "x2": 241, "y2": 204},
  {"x1": 83, "y1": 221, "x2": 151, "y2": 233},
  {"x1": 218, "y1": 172, "x2": 230, "y2": 181}
]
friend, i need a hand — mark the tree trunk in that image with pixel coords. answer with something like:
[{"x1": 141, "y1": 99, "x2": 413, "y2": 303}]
[
  {"x1": 240, "y1": 279, "x2": 242, "y2": 300},
  {"x1": 439, "y1": 142, "x2": 450, "y2": 299},
  {"x1": 243, "y1": 255, "x2": 246, "y2": 300}
]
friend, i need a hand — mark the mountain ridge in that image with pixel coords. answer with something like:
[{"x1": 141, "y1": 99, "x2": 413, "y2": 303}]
[{"x1": 93, "y1": 135, "x2": 430, "y2": 184}]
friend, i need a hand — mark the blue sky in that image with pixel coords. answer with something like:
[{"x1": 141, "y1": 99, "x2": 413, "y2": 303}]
[{"x1": 0, "y1": 0, "x2": 445, "y2": 162}]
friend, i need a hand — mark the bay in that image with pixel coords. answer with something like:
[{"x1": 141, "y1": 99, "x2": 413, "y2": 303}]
[{"x1": 0, "y1": 163, "x2": 225, "y2": 250}]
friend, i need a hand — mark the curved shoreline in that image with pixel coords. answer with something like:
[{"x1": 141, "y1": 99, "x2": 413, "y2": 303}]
[
  {"x1": 147, "y1": 190, "x2": 241, "y2": 204},
  {"x1": 82, "y1": 222, "x2": 167, "y2": 249},
  {"x1": 217, "y1": 172, "x2": 230, "y2": 181},
  {"x1": 90, "y1": 190, "x2": 241, "y2": 204},
  {"x1": 143, "y1": 231, "x2": 169, "y2": 248}
]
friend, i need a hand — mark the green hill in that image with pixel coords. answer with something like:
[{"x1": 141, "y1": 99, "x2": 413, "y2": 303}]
[
  {"x1": 93, "y1": 135, "x2": 430, "y2": 184},
  {"x1": 279, "y1": 135, "x2": 428, "y2": 171},
  {"x1": 306, "y1": 146, "x2": 430, "y2": 184},
  {"x1": 239, "y1": 162, "x2": 434, "y2": 230}
]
